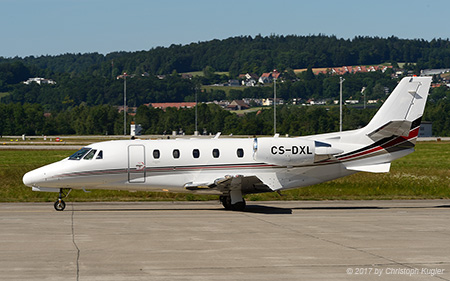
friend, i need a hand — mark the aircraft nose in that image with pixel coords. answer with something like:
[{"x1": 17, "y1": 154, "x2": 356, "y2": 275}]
[
  {"x1": 23, "y1": 169, "x2": 44, "y2": 187},
  {"x1": 23, "y1": 170, "x2": 36, "y2": 186}
]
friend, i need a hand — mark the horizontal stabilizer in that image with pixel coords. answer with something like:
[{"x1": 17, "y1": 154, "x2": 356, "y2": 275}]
[
  {"x1": 367, "y1": 120, "x2": 411, "y2": 141},
  {"x1": 345, "y1": 162, "x2": 391, "y2": 173}
]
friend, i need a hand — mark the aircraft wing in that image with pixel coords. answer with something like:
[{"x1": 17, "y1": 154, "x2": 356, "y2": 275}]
[{"x1": 183, "y1": 175, "x2": 273, "y2": 194}]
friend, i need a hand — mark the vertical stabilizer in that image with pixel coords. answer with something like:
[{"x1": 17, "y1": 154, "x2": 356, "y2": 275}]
[
  {"x1": 362, "y1": 76, "x2": 431, "y2": 137},
  {"x1": 336, "y1": 76, "x2": 432, "y2": 172}
]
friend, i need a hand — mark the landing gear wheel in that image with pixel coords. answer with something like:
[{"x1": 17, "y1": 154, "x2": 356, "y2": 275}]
[
  {"x1": 54, "y1": 199, "x2": 66, "y2": 211},
  {"x1": 231, "y1": 199, "x2": 246, "y2": 211},
  {"x1": 220, "y1": 195, "x2": 232, "y2": 210},
  {"x1": 53, "y1": 188, "x2": 71, "y2": 211},
  {"x1": 220, "y1": 196, "x2": 246, "y2": 211}
]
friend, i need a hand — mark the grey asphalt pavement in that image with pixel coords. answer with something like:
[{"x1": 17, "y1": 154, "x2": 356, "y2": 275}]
[{"x1": 1, "y1": 200, "x2": 449, "y2": 281}]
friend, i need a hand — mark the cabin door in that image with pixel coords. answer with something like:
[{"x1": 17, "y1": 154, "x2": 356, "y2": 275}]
[{"x1": 128, "y1": 145, "x2": 146, "y2": 183}]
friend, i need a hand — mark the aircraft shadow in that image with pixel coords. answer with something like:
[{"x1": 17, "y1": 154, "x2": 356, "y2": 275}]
[
  {"x1": 69, "y1": 203, "x2": 450, "y2": 214},
  {"x1": 73, "y1": 206, "x2": 293, "y2": 214},
  {"x1": 243, "y1": 204, "x2": 293, "y2": 214},
  {"x1": 292, "y1": 206, "x2": 384, "y2": 211}
]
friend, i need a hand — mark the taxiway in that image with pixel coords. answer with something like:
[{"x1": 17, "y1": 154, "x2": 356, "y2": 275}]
[{"x1": 1, "y1": 200, "x2": 449, "y2": 280}]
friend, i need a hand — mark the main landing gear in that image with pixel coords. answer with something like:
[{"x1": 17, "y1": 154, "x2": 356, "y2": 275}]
[
  {"x1": 54, "y1": 188, "x2": 71, "y2": 211},
  {"x1": 220, "y1": 189, "x2": 246, "y2": 211}
]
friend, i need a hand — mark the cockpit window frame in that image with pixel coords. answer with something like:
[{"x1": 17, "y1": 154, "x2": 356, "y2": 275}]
[
  {"x1": 68, "y1": 147, "x2": 92, "y2": 160},
  {"x1": 83, "y1": 149, "x2": 97, "y2": 160},
  {"x1": 96, "y1": 150, "x2": 103, "y2": 159}
]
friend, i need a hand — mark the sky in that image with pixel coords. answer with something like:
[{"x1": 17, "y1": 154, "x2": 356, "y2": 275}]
[{"x1": 1, "y1": 0, "x2": 449, "y2": 58}]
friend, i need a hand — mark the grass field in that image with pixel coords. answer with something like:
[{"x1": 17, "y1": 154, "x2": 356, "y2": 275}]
[
  {"x1": 181, "y1": 71, "x2": 230, "y2": 77},
  {"x1": 0, "y1": 142, "x2": 449, "y2": 203}
]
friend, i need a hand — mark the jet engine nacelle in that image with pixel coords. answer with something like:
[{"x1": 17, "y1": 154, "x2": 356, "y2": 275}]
[{"x1": 253, "y1": 138, "x2": 315, "y2": 166}]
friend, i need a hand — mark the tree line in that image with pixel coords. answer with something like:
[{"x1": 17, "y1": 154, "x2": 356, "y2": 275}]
[
  {"x1": 2, "y1": 35, "x2": 450, "y2": 77},
  {"x1": 1, "y1": 61, "x2": 401, "y2": 111},
  {"x1": 1, "y1": 34, "x2": 450, "y2": 137},
  {"x1": 1, "y1": 96, "x2": 449, "y2": 137}
]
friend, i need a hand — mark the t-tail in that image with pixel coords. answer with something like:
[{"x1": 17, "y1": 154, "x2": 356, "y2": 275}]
[
  {"x1": 328, "y1": 76, "x2": 432, "y2": 173},
  {"x1": 362, "y1": 76, "x2": 431, "y2": 142}
]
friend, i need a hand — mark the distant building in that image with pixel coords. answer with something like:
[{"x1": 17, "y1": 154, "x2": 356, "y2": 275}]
[
  {"x1": 309, "y1": 100, "x2": 326, "y2": 105},
  {"x1": 243, "y1": 78, "x2": 257, "y2": 87},
  {"x1": 419, "y1": 121, "x2": 432, "y2": 137},
  {"x1": 292, "y1": 98, "x2": 302, "y2": 105},
  {"x1": 213, "y1": 100, "x2": 230, "y2": 108},
  {"x1": 262, "y1": 98, "x2": 284, "y2": 106},
  {"x1": 228, "y1": 79, "x2": 240, "y2": 86},
  {"x1": 146, "y1": 102, "x2": 197, "y2": 110},
  {"x1": 297, "y1": 65, "x2": 392, "y2": 76},
  {"x1": 258, "y1": 70, "x2": 281, "y2": 84},
  {"x1": 130, "y1": 123, "x2": 142, "y2": 136},
  {"x1": 243, "y1": 98, "x2": 262, "y2": 106},
  {"x1": 258, "y1": 73, "x2": 272, "y2": 84},
  {"x1": 227, "y1": 100, "x2": 250, "y2": 110},
  {"x1": 245, "y1": 73, "x2": 259, "y2": 80},
  {"x1": 23, "y1": 77, "x2": 56, "y2": 85},
  {"x1": 420, "y1": 69, "x2": 450, "y2": 76},
  {"x1": 239, "y1": 73, "x2": 259, "y2": 86}
]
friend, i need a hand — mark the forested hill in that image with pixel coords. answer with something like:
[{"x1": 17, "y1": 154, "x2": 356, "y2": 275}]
[{"x1": 2, "y1": 35, "x2": 450, "y2": 76}]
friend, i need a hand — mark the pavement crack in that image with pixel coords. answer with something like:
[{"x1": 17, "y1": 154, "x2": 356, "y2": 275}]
[{"x1": 71, "y1": 203, "x2": 80, "y2": 281}]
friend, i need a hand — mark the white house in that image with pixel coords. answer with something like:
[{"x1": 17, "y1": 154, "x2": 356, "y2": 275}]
[{"x1": 23, "y1": 77, "x2": 56, "y2": 85}]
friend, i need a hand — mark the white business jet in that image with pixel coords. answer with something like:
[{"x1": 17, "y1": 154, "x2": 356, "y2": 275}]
[{"x1": 23, "y1": 76, "x2": 431, "y2": 211}]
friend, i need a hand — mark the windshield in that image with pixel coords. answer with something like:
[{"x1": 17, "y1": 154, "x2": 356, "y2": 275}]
[{"x1": 69, "y1": 148, "x2": 91, "y2": 160}]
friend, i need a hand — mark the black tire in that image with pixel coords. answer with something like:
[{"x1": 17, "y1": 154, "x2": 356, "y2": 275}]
[
  {"x1": 231, "y1": 199, "x2": 246, "y2": 211},
  {"x1": 54, "y1": 200, "x2": 66, "y2": 211},
  {"x1": 220, "y1": 195, "x2": 232, "y2": 210}
]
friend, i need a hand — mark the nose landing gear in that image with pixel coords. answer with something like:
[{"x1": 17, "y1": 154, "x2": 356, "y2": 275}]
[{"x1": 54, "y1": 188, "x2": 71, "y2": 211}]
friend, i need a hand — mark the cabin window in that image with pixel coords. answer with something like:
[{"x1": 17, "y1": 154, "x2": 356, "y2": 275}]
[
  {"x1": 69, "y1": 147, "x2": 91, "y2": 160},
  {"x1": 173, "y1": 149, "x2": 180, "y2": 159},
  {"x1": 83, "y1": 149, "x2": 97, "y2": 160},
  {"x1": 212, "y1": 148, "x2": 220, "y2": 158},
  {"x1": 237, "y1": 148, "x2": 244, "y2": 158},
  {"x1": 193, "y1": 149, "x2": 200, "y2": 158},
  {"x1": 96, "y1": 150, "x2": 103, "y2": 159},
  {"x1": 153, "y1": 149, "x2": 160, "y2": 159}
]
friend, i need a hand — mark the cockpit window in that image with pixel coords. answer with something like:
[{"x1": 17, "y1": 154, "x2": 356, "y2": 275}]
[
  {"x1": 83, "y1": 149, "x2": 97, "y2": 160},
  {"x1": 96, "y1": 150, "x2": 103, "y2": 159},
  {"x1": 69, "y1": 148, "x2": 91, "y2": 160}
]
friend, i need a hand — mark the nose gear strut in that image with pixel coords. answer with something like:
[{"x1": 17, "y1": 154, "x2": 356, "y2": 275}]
[{"x1": 54, "y1": 188, "x2": 71, "y2": 211}]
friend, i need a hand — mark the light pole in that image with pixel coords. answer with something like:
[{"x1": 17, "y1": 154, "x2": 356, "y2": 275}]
[
  {"x1": 195, "y1": 86, "x2": 198, "y2": 136},
  {"x1": 123, "y1": 73, "x2": 127, "y2": 136},
  {"x1": 273, "y1": 76, "x2": 277, "y2": 135},
  {"x1": 339, "y1": 77, "x2": 345, "y2": 132},
  {"x1": 361, "y1": 87, "x2": 366, "y2": 109}
]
